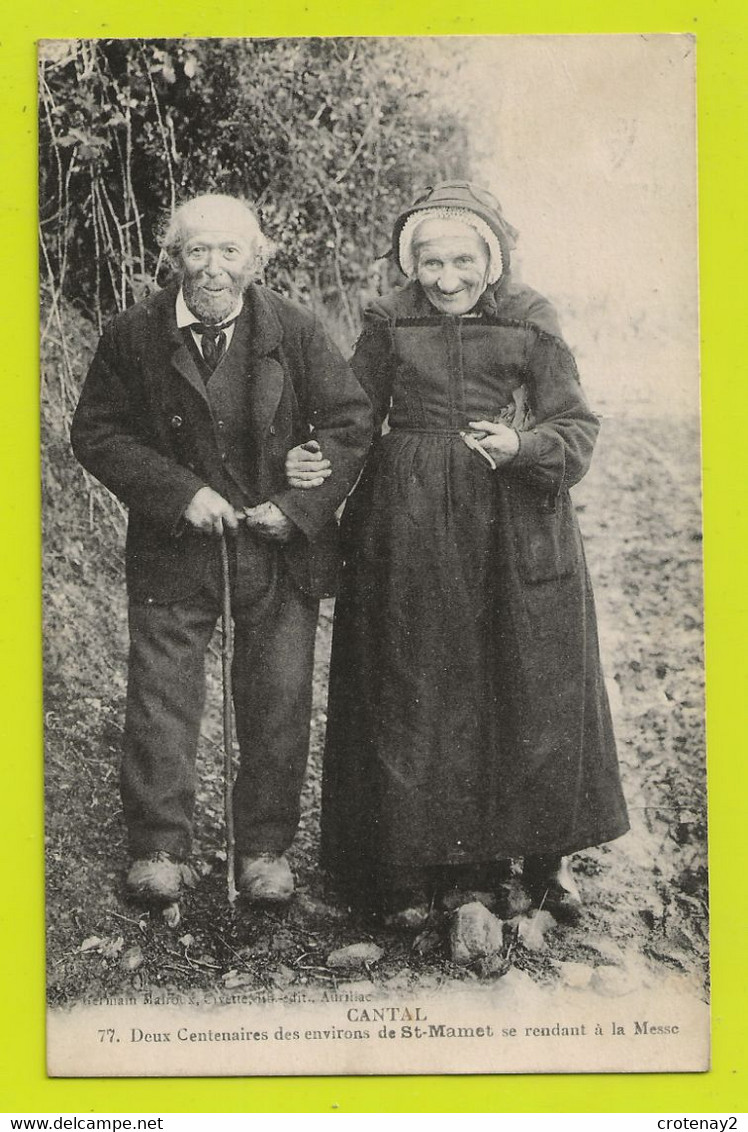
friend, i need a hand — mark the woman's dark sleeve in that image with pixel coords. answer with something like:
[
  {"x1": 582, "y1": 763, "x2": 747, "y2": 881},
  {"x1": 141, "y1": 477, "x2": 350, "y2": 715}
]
[
  {"x1": 350, "y1": 314, "x2": 394, "y2": 432},
  {"x1": 509, "y1": 327, "x2": 600, "y2": 495}
]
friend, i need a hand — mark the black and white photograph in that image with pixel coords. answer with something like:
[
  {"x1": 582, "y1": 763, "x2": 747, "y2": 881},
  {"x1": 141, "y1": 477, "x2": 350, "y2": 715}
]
[{"x1": 40, "y1": 34, "x2": 708, "y2": 1076}]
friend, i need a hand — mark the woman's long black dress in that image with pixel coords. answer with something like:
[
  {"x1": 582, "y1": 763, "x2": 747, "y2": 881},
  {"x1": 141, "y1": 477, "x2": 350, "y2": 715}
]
[{"x1": 321, "y1": 280, "x2": 628, "y2": 902}]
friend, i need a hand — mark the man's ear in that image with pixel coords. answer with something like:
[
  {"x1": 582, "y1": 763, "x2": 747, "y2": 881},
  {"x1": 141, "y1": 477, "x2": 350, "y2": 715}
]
[
  {"x1": 245, "y1": 254, "x2": 265, "y2": 284},
  {"x1": 155, "y1": 250, "x2": 184, "y2": 286}
]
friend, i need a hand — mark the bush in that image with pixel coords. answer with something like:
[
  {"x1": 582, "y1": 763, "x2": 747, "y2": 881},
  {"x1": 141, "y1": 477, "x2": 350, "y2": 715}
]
[{"x1": 39, "y1": 37, "x2": 471, "y2": 343}]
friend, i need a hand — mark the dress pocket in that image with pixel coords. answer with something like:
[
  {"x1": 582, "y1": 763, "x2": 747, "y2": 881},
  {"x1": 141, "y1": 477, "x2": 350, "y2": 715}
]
[{"x1": 505, "y1": 480, "x2": 581, "y2": 584}]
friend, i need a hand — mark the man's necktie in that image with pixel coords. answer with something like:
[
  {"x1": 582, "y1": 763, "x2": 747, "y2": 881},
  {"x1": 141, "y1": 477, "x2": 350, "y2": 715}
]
[{"x1": 192, "y1": 318, "x2": 237, "y2": 371}]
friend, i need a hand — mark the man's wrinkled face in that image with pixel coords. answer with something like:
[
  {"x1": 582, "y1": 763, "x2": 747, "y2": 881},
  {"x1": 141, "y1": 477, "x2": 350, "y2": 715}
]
[
  {"x1": 414, "y1": 220, "x2": 490, "y2": 316},
  {"x1": 178, "y1": 202, "x2": 259, "y2": 324}
]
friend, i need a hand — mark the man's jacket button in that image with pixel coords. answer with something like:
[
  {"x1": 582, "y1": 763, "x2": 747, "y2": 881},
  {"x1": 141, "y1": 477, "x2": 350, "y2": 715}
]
[
  {"x1": 170, "y1": 415, "x2": 183, "y2": 429},
  {"x1": 268, "y1": 424, "x2": 277, "y2": 435}
]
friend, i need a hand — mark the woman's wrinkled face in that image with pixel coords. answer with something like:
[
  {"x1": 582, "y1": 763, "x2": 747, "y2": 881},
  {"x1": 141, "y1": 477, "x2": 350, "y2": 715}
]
[{"x1": 414, "y1": 221, "x2": 490, "y2": 315}]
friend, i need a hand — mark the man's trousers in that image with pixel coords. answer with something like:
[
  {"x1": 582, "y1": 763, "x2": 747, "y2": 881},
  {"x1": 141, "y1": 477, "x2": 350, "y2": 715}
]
[{"x1": 121, "y1": 550, "x2": 319, "y2": 861}]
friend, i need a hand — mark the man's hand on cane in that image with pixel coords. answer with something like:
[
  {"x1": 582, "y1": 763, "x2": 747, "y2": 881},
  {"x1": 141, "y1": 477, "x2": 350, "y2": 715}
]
[
  {"x1": 184, "y1": 486, "x2": 240, "y2": 535},
  {"x1": 185, "y1": 487, "x2": 294, "y2": 543}
]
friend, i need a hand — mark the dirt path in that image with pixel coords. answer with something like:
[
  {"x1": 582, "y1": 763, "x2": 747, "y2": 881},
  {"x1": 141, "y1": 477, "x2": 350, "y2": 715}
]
[{"x1": 44, "y1": 413, "x2": 707, "y2": 1007}]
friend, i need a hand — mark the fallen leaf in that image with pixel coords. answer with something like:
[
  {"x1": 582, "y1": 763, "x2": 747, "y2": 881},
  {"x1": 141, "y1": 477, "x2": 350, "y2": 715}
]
[
  {"x1": 383, "y1": 968, "x2": 412, "y2": 990},
  {"x1": 120, "y1": 945, "x2": 144, "y2": 972},
  {"x1": 269, "y1": 963, "x2": 295, "y2": 988},
  {"x1": 161, "y1": 903, "x2": 180, "y2": 928},
  {"x1": 222, "y1": 970, "x2": 254, "y2": 989},
  {"x1": 517, "y1": 910, "x2": 556, "y2": 951},
  {"x1": 326, "y1": 942, "x2": 383, "y2": 970},
  {"x1": 99, "y1": 935, "x2": 124, "y2": 959}
]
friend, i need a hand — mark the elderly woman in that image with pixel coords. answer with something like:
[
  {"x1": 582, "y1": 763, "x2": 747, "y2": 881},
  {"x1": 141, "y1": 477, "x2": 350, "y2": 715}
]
[{"x1": 288, "y1": 181, "x2": 629, "y2": 926}]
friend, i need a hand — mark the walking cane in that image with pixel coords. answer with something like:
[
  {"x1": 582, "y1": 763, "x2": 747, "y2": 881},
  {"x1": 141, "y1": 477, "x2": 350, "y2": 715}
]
[{"x1": 219, "y1": 534, "x2": 238, "y2": 907}]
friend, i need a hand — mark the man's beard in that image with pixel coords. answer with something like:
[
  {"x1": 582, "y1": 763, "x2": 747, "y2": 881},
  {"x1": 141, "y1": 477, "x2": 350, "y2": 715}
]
[{"x1": 182, "y1": 274, "x2": 247, "y2": 324}]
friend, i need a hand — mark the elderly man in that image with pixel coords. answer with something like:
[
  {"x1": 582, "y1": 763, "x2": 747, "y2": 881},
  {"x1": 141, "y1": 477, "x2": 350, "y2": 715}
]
[{"x1": 71, "y1": 193, "x2": 372, "y2": 908}]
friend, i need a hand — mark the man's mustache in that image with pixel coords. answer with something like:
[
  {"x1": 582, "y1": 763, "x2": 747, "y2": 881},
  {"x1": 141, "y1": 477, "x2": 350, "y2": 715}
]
[{"x1": 180, "y1": 272, "x2": 252, "y2": 293}]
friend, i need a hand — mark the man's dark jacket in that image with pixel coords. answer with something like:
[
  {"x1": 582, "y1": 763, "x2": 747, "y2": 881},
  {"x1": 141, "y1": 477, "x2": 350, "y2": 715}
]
[{"x1": 71, "y1": 281, "x2": 373, "y2": 603}]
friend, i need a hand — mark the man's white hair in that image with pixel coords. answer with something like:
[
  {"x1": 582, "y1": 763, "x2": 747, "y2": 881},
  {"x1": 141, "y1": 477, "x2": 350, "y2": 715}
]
[{"x1": 159, "y1": 193, "x2": 275, "y2": 271}]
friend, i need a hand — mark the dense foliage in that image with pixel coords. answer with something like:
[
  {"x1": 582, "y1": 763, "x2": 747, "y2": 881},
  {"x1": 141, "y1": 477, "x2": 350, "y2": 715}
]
[{"x1": 39, "y1": 37, "x2": 471, "y2": 338}]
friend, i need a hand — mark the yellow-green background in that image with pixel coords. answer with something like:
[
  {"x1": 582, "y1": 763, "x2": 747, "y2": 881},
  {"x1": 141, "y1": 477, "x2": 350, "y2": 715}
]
[{"x1": 1, "y1": 0, "x2": 745, "y2": 1114}]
